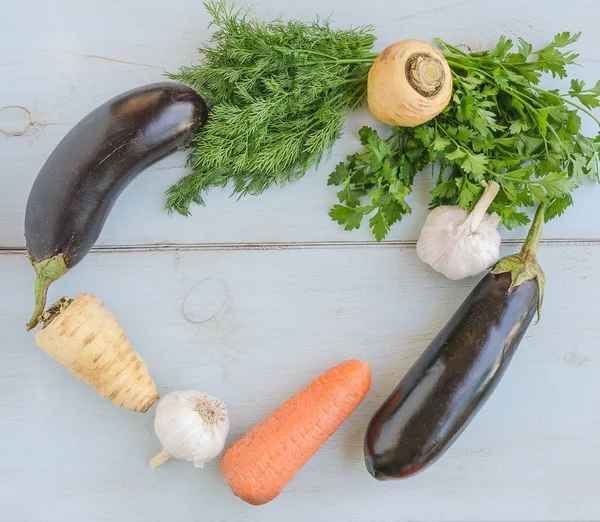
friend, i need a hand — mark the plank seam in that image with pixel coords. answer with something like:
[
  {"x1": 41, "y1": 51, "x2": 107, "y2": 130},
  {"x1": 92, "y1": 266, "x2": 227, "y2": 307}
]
[{"x1": 2, "y1": 239, "x2": 600, "y2": 254}]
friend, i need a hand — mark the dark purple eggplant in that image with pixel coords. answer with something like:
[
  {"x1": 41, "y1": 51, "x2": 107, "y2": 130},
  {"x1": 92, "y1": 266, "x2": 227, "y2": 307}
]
[
  {"x1": 364, "y1": 203, "x2": 547, "y2": 480},
  {"x1": 25, "y1": 82, "x2": 208, "y2": 330}
]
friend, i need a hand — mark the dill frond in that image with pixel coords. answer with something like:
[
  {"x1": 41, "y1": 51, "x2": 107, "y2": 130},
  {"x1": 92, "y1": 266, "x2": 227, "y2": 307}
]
[{"x1": 166, "y1": 0, "x2": 377, "y2": 214}]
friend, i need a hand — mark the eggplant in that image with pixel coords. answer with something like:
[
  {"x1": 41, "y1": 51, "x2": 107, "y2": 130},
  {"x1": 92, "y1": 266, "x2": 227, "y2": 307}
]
[
  {"x1": 25, "y1": 82, "x2": 208, "y2": 330},
  {"x1": 364, "y1": 203, "x2": 547, "y2": 480}
]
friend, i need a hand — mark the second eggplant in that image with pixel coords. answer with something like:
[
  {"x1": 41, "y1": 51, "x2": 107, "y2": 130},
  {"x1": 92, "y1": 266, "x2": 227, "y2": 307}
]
[{"x1": 364, "y1": 203, "x2": 546, "y2": 480}]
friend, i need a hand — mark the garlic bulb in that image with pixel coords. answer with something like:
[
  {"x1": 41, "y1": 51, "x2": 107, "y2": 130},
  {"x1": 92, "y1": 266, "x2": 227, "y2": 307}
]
[
  {"x1": 149, "y1": 390, "x2": 230, "y2": 469},
  {"x1": 416, "y1": 181, "x2": 501, "y2": 280},
  {"x1": 368, "y1": 39, "x2": 452, "y2": 127}
]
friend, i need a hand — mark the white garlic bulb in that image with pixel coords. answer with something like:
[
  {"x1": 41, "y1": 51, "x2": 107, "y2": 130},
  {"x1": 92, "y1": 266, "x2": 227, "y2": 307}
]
[
  {"x1": 417, "y1": 181, "x2": 501, "y2": 280},
  {"x1": 149, "y1": 390, "x2": 230, "y2": 469}
]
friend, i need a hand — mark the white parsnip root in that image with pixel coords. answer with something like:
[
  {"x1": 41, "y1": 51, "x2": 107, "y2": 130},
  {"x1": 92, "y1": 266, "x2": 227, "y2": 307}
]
[
  {"x1": 368, "y1": 39, "x2": 452, "y2": 127},
  {"x1": 35, "y1": 293, "x2": 159, "y2": 413}
]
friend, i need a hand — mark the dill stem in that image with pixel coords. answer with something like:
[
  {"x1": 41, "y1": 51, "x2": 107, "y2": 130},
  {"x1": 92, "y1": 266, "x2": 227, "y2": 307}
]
[{"x1": 300, "y1": 55, "x2": 378, "y2": 67}]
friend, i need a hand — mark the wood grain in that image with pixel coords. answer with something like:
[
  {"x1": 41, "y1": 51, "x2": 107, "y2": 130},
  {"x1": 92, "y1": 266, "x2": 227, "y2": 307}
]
[
  {"x1": 2, "y1": 0, "x2": 600, "y2": 520},
  {"x1": 1, "y1": 244, "x2": 599, "y2": 521},
  {"x1": 1, "y1": 0, "x2": 599, "y2": 246}
]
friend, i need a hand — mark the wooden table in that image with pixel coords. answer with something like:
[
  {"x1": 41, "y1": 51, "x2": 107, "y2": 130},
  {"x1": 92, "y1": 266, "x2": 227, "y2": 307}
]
[{"x1": 1, "y1": 0, "x2": 599, "y2": 520}]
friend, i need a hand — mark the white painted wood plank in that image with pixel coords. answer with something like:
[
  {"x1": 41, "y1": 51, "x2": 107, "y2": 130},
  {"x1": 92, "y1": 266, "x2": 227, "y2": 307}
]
[
  {"x1": 1, "y1": 244, "x2": 599, "y2": 521},
  {"x1": 1, "y1": 0, "x2": 600, "y2": 246}
]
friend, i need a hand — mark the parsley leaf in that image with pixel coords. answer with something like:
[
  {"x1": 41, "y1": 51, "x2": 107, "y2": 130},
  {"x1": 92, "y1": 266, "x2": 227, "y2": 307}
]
[
  {"x1": 368, "y1": 211, "x2": 388, "y2": 242},
  {"x1": 329, "y1": 205, "x2": 359, "y2": 227},
  {"x1": 503, "y1": 211, "x2": 531, "y2": 229},
  {"x1": 328, "y1": 162, "x2": 350, "y2": 186},
  {"x1": 461, "y1": 152, "x2": 488, "y2": 175},
  {"x1": 326, "y1": 126, "x2": 429, "y2": 241},
  {"x1": 330, "y1": 32, "x2": 600, "y2": 240}
]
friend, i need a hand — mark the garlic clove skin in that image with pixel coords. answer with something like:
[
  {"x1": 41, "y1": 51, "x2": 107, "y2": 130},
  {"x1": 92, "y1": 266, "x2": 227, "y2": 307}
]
[
  {"x1": 151, "y1": 390, "x2": 230, "y2": 469},
  {"x1": 416, "y1": 181, "x2": 502, "y2": 280},
  {"x1": 417, "y1": 206, "x2": 501, "y2": 280}
]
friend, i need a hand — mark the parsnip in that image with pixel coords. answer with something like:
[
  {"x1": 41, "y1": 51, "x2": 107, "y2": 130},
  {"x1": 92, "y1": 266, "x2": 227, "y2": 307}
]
[
  {"x1": 35, "y1": 293, "x2": 159, "y2": 413},
  {"x1": 367, "y1": 40, "x2": 452, "y2": 127}
]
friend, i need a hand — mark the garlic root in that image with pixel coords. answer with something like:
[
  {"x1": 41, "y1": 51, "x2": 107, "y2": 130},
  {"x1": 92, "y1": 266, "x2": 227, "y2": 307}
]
[
  {"x1": 34, "y1": 293, "x2": 159, "y2": 413},
  {"x1": 149, "y1": 449, "x2": 172, "y2": 469},
  {"x1": 368, "y1": 39, "x2": 452, "y2": 127}
]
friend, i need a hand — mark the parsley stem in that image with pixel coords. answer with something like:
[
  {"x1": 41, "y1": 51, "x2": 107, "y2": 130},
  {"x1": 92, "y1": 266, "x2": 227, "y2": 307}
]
[
  {"x1": 547, "y1": 125, "x2": 574, "y2": 161},
  {"x1": 492, "y1": 171, "x2": 533, "y2": 184},
  {"x1": 444, "y1": 59, "x2": 469, "y2": 70},
  {"x1": 470, "y1": 69, "x2": 600, "y2": 128},
  {"x1": 435, "y1": 39, "x2": 469, "y2": 57},
  {"x1": 444, "y1": 56, "x2": 600, "y2": 132},
  {"x1": 501, "y1": 77, "x2": 600, "y2": 127},
  {"x1": 445, "y1": 59, "x2": 543, "y2": 114},
  {"x1": 561, "y1": 97, "x2": 600, "y2": 127}
]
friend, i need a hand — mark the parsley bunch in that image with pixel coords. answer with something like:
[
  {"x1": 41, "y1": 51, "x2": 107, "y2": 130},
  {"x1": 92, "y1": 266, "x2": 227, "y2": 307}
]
[
  {"x1": 166, "y1": 0, "x2": 377, "y2": 215},
  {"x1": 329, "y1": 33, "x2": 600, "y2": 241}
]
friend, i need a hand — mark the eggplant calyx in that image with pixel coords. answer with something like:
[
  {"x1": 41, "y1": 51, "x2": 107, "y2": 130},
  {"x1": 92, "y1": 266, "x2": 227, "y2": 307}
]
[
  {"x1": 26, "y1": 254, "x2": 68, "y2": 331},
  {"x1": 490, "y1": 202, "x2": 546, "y2": 319}
]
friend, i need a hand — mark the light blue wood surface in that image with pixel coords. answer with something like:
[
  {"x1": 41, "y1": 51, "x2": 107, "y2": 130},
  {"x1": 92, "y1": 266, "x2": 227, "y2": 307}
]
[{"x1": 1, "y1": 0, "x2": 599, "y2": 520}]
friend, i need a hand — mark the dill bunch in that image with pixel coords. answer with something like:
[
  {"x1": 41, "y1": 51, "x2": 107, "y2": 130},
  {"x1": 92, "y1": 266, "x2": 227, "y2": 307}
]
[{"x1": 166, "y1": 0, "x2": 377, "y2": 215}]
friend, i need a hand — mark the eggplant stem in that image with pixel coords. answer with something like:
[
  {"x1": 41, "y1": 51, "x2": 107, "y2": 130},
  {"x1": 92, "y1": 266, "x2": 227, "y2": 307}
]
[
  {"x1": 490, "y1": 202, "x2": 546, "y2": 318},
  {"x1": 26, "y1": 254, "x2": 68, "y2": 331},
  {"x1": 520, "y1": 202, "x2": 546, "y2": 261}
]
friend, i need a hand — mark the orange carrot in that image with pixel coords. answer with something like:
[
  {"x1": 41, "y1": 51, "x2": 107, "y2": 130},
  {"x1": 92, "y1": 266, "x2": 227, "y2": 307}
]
[{"x1": 220, "y1": 359, "x2": 371, "y2": 505}]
